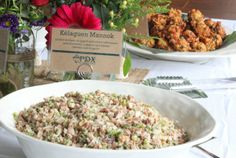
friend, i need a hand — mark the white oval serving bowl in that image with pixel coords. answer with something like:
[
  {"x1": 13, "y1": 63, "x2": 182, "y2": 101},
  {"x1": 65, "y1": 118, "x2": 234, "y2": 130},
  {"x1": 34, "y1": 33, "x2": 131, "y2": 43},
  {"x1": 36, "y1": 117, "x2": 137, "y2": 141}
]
[
  {"x1": 126, "y1": 26, "x2": 236, "y2": 63},
  {"x1": 0, "y1": 80, "x2": 215, "y2": 158}
]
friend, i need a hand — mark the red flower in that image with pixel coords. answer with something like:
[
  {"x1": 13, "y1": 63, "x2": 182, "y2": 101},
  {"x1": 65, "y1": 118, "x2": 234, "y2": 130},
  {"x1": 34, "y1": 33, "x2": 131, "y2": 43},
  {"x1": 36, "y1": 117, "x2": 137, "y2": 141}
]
[
  {"x1": 46, "y1": 2, "x2": 102, "y2": 47},
  {"x1": 31, "y1": 0, "x2": 49, "y2": 7}
]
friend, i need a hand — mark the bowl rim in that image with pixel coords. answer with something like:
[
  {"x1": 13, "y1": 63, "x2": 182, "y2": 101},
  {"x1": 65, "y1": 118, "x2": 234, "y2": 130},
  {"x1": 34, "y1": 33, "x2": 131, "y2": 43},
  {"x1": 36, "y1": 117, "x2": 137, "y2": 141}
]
[{"x1": 0, "y1": 80, "x2": 216, "y2": 153}]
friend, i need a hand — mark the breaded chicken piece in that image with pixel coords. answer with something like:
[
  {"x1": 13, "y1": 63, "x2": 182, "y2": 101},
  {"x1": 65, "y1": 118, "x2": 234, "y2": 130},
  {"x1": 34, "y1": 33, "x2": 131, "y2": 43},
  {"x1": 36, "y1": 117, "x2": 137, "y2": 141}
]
[
  {"x1": 194, "y1": 23, "x2": 213, "y2": 38},
  {"x1": 156, "y1": 38, "x2": 173, "y2": 51},
  {"x1": 183, "y1": 30, "x2": 198, "y2": 43},
  {"x1": 205, "y1": 19, "x2": 226, "y2": 39},
  {"x1": 166, "y1": 25, "x2": 192, "y2": 52},
  {"x1": 183, "y1": 30, "x2": 207, "y2": 52},
  {"x1": 188, "y1": 9, "x2": 212, "y2": 38},
  {"x1": 147, "y1": 8, "x2": 226, "y2": 52},
  {"x1": 149, "y1": 14, "x2": 168, "y2": 39},
  {"x1": 168, "y1": 8, "x2": 186, "y2": 31},
  {"x1": 201, "y1": 34, "x2": 223, "y2": 51},
  {"x1": 169, "y1": 37, "x2": 192, "y2": 52},
  {"x1": 147, "y1": 13, "x2": 156, "y2": 22},
  {"x1": 152, "y1": 10, "x2": 190, "y2": 51},
  {"x1": 188, "y1": 9, "x2": 224, "y2": 51},
  {"x1": 188, "y1": 9, "x2": 205, "y2": 25},
  {"x1": 191, "y1": 42, "x2": 207, "y2": 52},
  {"x1": 150, "y1": 26, "x2": 167, "y2": 38},
  {"x1": 167, "y1": 25, "x2": 182, "y2": 39},
  {"x1": 149, "y1": 14, "x2": 168, "y2": 31},
  {"x1": 133, "y1": 38, "x2": 156, "y2": 48}
]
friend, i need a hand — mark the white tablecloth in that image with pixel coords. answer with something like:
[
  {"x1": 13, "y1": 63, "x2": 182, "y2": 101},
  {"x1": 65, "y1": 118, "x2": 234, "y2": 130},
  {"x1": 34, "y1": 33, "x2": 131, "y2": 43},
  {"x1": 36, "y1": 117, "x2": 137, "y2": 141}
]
[
  {"x1": 132, "y1": 57, "x2": 236, "y2": 158},
  {"x1": 1, "y1": 19, "x2": 236, "y2": 158}
]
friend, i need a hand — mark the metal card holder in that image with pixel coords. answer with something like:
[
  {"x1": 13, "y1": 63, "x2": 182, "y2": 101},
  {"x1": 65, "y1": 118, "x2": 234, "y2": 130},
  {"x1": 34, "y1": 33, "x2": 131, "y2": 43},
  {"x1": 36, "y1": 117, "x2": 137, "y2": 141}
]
[
  {"x1": 76, "y1": 61, "x2": 117, "y2": 80},
  {"x1": 76, "y1": 63, "x2": 93, "y2": 79}
]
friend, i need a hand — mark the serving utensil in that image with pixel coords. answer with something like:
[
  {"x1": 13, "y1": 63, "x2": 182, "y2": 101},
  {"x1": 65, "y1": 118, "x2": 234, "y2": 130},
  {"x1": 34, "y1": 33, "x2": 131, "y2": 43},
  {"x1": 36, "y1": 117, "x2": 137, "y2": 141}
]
[
  {"x1": 142, "y1": 76, "x2": 208, "y2": 98},
  {"x1": 143, "y1": 76, "x2": 236, "y2": 98},
  {"x1": 193, "y1": 137, "x2": 220, "y2": 158},
  {"x1": 194, "y1": 145, "x2": 220, "y2": 158}
]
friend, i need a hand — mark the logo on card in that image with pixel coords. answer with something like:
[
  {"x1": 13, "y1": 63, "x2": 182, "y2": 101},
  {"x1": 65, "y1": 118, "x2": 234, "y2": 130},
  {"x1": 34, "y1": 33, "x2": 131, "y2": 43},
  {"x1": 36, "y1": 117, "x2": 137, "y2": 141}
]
[
  {"x1": 73, "y1": 55, "x2": 96, "y2": 64},
  {"x1": 73, "y1": 55, "x2": 95, "y2": 73}
]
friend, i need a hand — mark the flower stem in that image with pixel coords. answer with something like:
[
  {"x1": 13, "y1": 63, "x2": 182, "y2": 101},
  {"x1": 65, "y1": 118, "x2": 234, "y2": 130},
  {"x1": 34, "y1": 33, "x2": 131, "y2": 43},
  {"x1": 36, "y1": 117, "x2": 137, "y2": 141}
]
[{"x1": 12, "y1": 0, "x2": 19, "y2": 10}]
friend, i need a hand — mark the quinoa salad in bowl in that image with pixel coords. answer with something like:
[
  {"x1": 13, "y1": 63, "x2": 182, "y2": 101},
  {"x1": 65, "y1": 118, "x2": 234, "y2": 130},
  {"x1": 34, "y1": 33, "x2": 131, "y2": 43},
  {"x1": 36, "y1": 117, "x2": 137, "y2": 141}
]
[
  {"x1": 0, "y1": 80, "x2": 216, "y2": 158},
  {"x1": 14, "y1": 90, "x2": 188, "y2": 150}
]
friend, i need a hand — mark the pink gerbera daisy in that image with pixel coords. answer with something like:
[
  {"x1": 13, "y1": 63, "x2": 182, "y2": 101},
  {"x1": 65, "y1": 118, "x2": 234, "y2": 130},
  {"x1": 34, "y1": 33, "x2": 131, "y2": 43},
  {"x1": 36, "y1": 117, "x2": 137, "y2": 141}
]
[{"x1": 46, "y1": 2, "x2": 102, "y2": 47}]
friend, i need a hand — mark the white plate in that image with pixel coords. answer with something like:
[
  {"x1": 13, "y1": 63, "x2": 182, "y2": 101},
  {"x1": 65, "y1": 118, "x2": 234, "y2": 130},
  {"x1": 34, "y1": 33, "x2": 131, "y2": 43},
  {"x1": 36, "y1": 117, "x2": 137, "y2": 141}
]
[
  {"x1": 126, "y1": 28, "x2": 236, "y2": 63},
  {"x1": 0, "y1": 80, "x2": 215, "y2": 158}
]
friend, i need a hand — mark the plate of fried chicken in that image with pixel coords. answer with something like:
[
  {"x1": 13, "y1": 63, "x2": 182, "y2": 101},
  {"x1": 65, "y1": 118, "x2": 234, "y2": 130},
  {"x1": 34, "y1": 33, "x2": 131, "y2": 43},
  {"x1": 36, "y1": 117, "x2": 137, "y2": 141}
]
[{"x1": 127, "y1": 8, "x2": 236, "y2": 62}]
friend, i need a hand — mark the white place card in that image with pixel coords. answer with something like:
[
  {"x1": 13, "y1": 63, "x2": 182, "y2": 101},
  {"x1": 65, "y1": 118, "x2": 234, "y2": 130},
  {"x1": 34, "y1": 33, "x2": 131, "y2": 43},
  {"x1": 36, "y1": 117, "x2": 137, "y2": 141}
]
[{"x1": 50, "y1": 28, "x2": 123, "y2": 74}]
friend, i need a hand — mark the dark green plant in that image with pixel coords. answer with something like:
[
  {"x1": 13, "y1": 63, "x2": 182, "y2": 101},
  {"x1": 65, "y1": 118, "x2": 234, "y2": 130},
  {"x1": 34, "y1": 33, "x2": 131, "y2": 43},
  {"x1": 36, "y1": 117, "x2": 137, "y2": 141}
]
[
  {"x1": 52, "y1": 0, "x2": 171, "y2": 30},
  {"x1": 82, "y1": 0, "x2": 170, "y2": 30},
  {"x1": 0, "y1": 0, "x2": 172, "y2": 95},
  {"x1": 0, "y1": 0, "x2": 41, "y2": 96}
]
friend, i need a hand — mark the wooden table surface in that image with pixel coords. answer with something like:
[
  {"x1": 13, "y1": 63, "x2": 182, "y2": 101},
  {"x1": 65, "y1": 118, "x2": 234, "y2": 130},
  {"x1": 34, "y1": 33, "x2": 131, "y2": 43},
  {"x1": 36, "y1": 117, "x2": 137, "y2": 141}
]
[{"x1": 171, "y1": 0, "x2": 236, "y2": 20}]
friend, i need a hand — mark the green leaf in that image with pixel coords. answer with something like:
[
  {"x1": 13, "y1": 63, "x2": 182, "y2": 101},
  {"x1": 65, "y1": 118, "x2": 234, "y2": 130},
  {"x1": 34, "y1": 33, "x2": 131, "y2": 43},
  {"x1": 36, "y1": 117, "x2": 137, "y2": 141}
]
[
  {"x1": 108, "y1": 1, "x2": 119, "y2": 12},
  {"x1": 223, "y1": 31, "x2": 236, "y2": 47},
  {"x1": 63, "y1": 72, "x2": 76, "y2": 81},
  {"x1": 92, "y1": 3, "x2": 102, "y2": 20},
  {"x1": 101, "y1": 4, "x2": 109, "y2": 28},
  {"x1": 0, "y1": 75, "x2": 9, "y2": 83},
  {"x1": 127, "y1": 40, "x2": 142, "y2": 48},
  {"x1": 81, "y1": 0, "x2": 92, "y2": 6},
  {"x1": 123, "y1": 52, "x2": 132, "y2": 77},
  {"x1": 0, "y1": 69, "x2": 17, "y2": 96}
]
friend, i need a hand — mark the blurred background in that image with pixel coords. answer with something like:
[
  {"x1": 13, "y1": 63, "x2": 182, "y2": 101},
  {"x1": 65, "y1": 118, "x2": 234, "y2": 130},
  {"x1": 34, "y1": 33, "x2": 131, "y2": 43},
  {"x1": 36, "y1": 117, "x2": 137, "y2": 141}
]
[{"x1": 172, "y1": 0, "x2": 236, "y2": 20}]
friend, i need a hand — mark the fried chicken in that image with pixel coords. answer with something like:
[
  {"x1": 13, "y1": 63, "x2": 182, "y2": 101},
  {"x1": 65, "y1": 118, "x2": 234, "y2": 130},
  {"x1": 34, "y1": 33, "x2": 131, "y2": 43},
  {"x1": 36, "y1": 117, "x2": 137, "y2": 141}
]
[
  {"x1": 135, "y1": 8, "x2": 226, "y2": 52},
  {"x1": 183, "y1": 30, "x2": 207, "y2": 52},
  {"x1": 205, "y1": 19, "x2": 226, "y2": 39},
  {"x1": 150, "y1": 25, "x2": 167, "y2": 38},
  {"x1": 133, "y1": 38, "x2": 156, "y2": 48},
  {"x1": 167, "y1": 25, "x2": 182, "y2": 39},
  {"x1": 168, "y1": 8, "x2": 186, "y2": 31},
  {"x1": 149, "y1": 14, "x2": 168, "y2": 31},
  {"x1": 183, "y1": 30, "x2": 198, "y2": 43},
  {"x1": 166, "y1": 26, "x2": 192, "y2": 51},
  {"x1": 156, "y1": 38, "x2": 173, "y2": 51},
  {"x1": 188, "y1": 9, "x2": 212, "y2": 38},
  {"x1": 191, "y1": 42, "x2": 207, "y2": 52},
  {"x1": 169, "y1": 37, "x2": 192, "y2": 52},
  {"x1": 188, "y1": 9, "x2": 205, "y2": 26},
  {"x1": 201, "y1": 34, "x2": 223, "y2": 51},
  {"x1": 188, "y1": 9, "x2": 224, "y2": 51}
]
